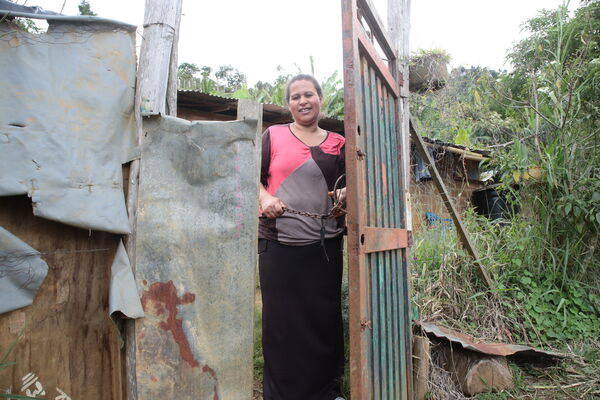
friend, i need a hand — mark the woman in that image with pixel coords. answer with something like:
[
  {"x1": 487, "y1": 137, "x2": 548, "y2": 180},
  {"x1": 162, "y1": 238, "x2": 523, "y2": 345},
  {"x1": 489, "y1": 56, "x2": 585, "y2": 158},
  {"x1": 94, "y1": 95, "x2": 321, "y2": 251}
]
[{"x1": 258, "y1": 74, "x2": 346, "y2": 400}]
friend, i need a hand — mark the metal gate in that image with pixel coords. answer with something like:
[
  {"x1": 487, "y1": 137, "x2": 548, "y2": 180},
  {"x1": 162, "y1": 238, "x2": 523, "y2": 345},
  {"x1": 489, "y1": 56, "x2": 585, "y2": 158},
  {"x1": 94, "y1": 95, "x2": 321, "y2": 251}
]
[{"x1": 341, "y1": 0, "x2": 412, "y2": 398}]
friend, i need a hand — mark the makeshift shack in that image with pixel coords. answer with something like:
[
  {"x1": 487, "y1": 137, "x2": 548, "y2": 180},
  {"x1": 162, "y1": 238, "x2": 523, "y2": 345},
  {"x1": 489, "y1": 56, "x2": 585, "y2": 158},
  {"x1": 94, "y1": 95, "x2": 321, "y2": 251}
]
[
  {"x1": 0, "y1": 11, "x2": 141, "y2": 400},
  {"x1": 410, "y1": 138, "x2": 489, "y2": 231},
  {"x1": 1, "y1": 8, "x2": 260, "y2": 400}
]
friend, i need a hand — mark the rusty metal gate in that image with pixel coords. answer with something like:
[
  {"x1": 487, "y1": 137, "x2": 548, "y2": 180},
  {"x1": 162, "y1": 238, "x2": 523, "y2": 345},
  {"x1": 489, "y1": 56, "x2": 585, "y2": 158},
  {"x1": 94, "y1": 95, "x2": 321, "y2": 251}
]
[{"x1": 341, "y1": 0, "x2": 412, "y2": 398}]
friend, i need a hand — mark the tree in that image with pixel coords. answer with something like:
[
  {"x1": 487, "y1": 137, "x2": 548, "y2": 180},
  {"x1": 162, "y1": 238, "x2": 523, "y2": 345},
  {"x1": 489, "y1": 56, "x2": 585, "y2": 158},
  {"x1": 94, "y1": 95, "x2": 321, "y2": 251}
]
[
  {"x1": 215, "y1": 65, "x2": 246, "y2": 93},
  {"x1": 178, "y1": 62, "x2": 200, "y2": 81},
  {"x1": 78, "y1": 0, "x2": 97, "y2": 16}
]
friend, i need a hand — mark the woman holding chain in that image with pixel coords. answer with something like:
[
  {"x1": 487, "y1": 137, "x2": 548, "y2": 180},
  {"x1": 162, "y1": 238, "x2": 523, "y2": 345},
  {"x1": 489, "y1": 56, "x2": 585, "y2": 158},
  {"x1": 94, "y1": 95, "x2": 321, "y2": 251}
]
[{"x1": 258, "y1": 74, "x2": 347, "y2": 400}]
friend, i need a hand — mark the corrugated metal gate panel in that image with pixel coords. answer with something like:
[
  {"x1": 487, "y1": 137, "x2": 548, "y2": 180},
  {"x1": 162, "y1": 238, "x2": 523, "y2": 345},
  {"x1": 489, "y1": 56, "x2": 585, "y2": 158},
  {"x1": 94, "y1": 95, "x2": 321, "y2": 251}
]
[{"x1": 342, "y1": 0, "x2": 412, "y2": 398}]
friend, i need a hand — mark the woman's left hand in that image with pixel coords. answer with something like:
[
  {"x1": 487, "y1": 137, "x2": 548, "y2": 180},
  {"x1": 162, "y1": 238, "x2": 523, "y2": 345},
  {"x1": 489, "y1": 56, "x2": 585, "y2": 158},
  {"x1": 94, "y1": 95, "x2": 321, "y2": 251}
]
[{"x1": 328, "y1": 187, "x2": 347, "y2": 217}]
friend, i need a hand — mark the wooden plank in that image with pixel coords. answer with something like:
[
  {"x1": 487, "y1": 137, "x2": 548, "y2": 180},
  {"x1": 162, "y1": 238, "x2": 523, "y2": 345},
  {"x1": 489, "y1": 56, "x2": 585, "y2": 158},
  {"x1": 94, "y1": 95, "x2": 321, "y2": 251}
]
[
  {"x1": 412, "y1": 336, "x2": 431, "y2": 400},
  {"x1": 0, "y1": 196, "x2": 122, "y2": 400},
  {"x1": 166, "y1": 0, "x2": 183, "y2": 116},
  {"x1": 361, "y1": 227, "x2": 408, "y2": 253},
  {"x1": 409, "y1": 119, "x2": 494, "y2": 289},
  {"x1": 388, "y1": 3, "x2": 414, "y2": 399},
  {"x1": 388, "y1": 0, "x2": 412, "y2": 230},
  {"x1": 126, "y1": 2, "x2": 184, "y2": 399},
  {"x1": 357, "y1": 23, "x2": 400, "y2": 98},
  {"x1": 137, "y1": 0, "x2": 182, "y2": 115},
  {"x1": 357, "y1": 0, "x2": 397, "y2": 59}
]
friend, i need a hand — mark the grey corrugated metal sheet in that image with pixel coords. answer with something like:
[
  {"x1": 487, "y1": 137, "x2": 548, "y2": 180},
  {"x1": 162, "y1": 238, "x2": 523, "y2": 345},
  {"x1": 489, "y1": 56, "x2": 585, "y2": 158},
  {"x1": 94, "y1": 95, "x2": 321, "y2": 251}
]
[
  {"x1": 134, "y1": 115, "x2": 259, "y2": 399},
  {"x1": 0, "y1": 19, "x2": 138, "y2": 234},
  {"x1": 0, "y1": 227, "x2": 48, "y2": 314}
]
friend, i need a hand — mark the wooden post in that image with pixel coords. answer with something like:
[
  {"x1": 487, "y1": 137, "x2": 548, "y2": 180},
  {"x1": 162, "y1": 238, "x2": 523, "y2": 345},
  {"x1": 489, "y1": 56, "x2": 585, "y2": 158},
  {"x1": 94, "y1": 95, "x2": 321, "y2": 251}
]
[
  {"x1": 125, "y1": 1, "x2": 183, "y2": 399},
  {"x1": 237, "y1": 99, "x2": 263, "y2": 180},
  {"x1": 412, "y1": 336, "x2": 431, "y2": 400},
  {"x1": 409, "y1": 119, "x2": 494, "y2": 289},
  {"x1": 136, "y1": 0, "x2": 183, "y2": 116},
  {"x1": 166, "y1": 0, "x2": 183, "y2": 116},
  {"x1": 388, "y1": 0, "x2": 412, "y2": 232},
  {"x1": 441, "y1": 345, "x2": 514, "y2": 396},
  {"x1": 387, "y1": 2, "x2": 415, "y2": 398}
]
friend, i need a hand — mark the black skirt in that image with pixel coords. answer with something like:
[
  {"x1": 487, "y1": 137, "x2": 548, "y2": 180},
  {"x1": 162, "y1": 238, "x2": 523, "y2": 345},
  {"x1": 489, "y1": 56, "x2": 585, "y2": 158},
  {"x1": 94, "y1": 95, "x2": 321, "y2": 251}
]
[{"x1": 259, "y1": 237, "x2": 345, "y2": 400}]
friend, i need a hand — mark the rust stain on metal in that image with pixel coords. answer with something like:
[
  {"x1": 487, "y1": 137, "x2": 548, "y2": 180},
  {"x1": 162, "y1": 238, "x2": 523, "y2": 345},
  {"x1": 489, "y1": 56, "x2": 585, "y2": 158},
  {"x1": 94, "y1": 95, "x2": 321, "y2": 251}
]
[
  {"x1": 202, "y1": 365, "x2": 220, "y2": 400},
  {"x1": 141, "y1": 281, "x2": 221, "y2": 399},
  {"x1": 361, "y1": 226, "x2": 408, "y2": 253},
  {"x1": 141, "y1": 281, "x2": 199, "y2": 368},
  {"x1": 381, "y1": 162, "x2": 388, "y2": 196}
]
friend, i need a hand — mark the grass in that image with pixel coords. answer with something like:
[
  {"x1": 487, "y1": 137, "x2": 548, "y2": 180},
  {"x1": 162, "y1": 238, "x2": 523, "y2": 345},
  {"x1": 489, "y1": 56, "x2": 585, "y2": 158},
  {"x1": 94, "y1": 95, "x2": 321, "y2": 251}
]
[
  {"x1": 253, "y1": 307, "x2": 264, "y2": 382},
  {"x1": 411, "y1": 206, "x2": 600, "y2": 399}
]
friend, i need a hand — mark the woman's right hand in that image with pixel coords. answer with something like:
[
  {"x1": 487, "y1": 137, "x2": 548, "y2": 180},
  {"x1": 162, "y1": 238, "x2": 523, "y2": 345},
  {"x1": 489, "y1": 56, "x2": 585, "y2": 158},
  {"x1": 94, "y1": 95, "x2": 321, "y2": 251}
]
[{"x1": 260, "y1": 192, "x2": 286, "y2": 219}]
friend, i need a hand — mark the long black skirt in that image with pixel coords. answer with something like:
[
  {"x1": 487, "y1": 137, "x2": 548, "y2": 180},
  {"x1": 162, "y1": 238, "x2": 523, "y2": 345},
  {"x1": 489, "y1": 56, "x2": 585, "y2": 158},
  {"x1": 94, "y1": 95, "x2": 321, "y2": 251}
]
[{"x1": 259, "y1": 237, "x2": 345, "y2": 400}]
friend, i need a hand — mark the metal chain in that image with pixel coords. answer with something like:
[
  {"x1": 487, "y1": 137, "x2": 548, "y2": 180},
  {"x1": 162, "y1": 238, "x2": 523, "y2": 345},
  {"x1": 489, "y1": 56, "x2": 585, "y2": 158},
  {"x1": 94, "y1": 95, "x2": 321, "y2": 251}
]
[{"x1": 282, "y1": 174, "x2": 346, "y2": 220}]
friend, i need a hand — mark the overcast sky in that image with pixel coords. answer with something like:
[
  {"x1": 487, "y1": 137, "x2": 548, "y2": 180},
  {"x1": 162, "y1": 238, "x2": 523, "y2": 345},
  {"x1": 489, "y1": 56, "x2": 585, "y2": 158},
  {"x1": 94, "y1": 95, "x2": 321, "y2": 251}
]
[{"x1": 30, "y1": 0, "x2": 575, "y2": 85}]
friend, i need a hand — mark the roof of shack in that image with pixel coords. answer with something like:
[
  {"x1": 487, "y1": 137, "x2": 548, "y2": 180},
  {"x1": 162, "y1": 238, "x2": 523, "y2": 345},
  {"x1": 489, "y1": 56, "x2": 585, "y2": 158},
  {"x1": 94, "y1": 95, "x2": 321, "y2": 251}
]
[
  {"x1": 178, "y1": 90, "x2": 345, "y2": 134},
  {"x1": 0, "y1": 0, "x2": 136, "y2": 30},
  {"x1": 178, "y1": 90, "x2": 491, "y2": 159}
]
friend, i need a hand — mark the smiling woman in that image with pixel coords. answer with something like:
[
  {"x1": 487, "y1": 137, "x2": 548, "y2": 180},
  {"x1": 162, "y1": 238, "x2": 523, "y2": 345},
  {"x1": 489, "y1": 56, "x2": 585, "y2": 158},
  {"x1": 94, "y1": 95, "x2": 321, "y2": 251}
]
[{"x1": 257, "y1": 74, "x2": 347, "y2": 400}]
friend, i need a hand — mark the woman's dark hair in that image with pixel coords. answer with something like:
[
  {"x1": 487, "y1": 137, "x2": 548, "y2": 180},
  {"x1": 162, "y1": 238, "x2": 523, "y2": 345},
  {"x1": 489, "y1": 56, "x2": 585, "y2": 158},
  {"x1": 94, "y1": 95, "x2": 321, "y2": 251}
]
[{"x1": 285, "y1": 74, "x2": 323, "y2": 104}]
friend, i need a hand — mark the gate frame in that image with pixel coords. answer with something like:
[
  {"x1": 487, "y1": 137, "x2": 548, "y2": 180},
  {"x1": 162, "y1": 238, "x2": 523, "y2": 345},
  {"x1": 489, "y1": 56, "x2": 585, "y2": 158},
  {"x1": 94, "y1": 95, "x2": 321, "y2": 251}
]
[{"x1": 341, "y1": 0, "x2": 413, "y2": 398}]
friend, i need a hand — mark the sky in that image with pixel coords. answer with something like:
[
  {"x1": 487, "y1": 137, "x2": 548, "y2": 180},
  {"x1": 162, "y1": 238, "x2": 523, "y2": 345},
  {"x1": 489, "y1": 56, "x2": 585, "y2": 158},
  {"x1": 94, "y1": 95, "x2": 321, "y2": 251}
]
[{"x1": 25, "y1": 0, "x2": 576, "y2": 85}]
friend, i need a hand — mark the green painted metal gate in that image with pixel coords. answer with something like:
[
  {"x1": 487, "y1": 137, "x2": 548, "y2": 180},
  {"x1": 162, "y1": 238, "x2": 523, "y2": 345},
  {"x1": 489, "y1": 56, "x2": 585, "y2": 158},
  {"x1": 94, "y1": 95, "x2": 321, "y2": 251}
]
[{"x1": 341, "y1": 0, "x2": 413, "y2": 398}]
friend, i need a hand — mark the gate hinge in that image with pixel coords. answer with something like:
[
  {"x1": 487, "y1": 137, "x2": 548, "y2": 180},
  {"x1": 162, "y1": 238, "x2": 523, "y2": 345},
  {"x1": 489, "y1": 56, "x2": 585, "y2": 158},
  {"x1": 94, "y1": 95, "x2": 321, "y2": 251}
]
[
  {"x1": 360, "y1": 319, "x2": 372, "y2": 330},
  {"x1": 356, "y1": 149, "x2": 366, "y2": 160}
]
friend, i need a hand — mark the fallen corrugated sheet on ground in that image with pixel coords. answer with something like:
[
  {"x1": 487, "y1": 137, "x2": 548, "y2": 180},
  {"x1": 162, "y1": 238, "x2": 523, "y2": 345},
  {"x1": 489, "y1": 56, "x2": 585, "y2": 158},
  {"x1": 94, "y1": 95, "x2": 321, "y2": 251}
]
[{"x1": 419, "y1": 321, "x2": 566, "y2": 358}]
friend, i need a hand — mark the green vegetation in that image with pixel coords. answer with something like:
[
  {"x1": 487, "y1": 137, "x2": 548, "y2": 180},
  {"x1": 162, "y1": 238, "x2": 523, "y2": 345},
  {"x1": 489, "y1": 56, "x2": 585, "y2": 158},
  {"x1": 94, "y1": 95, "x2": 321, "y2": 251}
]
[
  {"x1": 412, "y1": 0, "x2": 599, "y2": 343},
  {"x1": 0, "y1": 330, "x2": 40, "y2": 400},
  {"x1": 253, "y1": 308, "x2": 264, "y2": 382},
  {"x1": 410, "y1": 48, "x2": 452, "y2": 65},
  {"x1": 78, "y1": 0, "x2": 96, "y2": 16},
  {"x1": 177, "y1": 59, "x2": 345, "y2": 119},
  {"x1": 412, "y1": 1, "x2": 600, "y2": 397}
]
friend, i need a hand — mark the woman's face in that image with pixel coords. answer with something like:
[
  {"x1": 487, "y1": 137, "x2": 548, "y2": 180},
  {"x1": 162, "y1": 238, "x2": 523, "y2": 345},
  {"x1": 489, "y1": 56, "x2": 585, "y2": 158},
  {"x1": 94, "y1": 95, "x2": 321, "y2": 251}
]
[{"x1": 288, "y1": 80, "x2": 322, "y2": 126}]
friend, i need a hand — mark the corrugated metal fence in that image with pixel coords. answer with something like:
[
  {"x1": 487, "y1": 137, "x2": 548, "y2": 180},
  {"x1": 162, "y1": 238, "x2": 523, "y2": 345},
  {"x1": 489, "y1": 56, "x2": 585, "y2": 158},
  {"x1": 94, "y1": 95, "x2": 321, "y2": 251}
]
[{"x1": 342, "y1": 0, "x2": 413, "y2": 398}]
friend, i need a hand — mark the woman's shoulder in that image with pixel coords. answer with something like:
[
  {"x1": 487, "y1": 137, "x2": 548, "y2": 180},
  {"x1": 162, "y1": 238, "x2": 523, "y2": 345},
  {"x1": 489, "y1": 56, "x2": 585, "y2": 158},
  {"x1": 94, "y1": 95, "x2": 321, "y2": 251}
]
[
  {"x1": 325, "y1": 131, "x2": 345, "y2": 148},
  {"x1": 264, "y1": 124, "x2": 291, "y2": 136},
  {"x1": 320, "y1": 131, "x2": 345, "y2": 155}
]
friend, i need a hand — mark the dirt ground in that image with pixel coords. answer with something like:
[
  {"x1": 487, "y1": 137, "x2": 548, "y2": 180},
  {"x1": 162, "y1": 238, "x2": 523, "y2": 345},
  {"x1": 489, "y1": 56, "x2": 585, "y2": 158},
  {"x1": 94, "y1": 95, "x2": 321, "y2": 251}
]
[{"x1": 252, "y1": 380, "x2": 263, "y2": 400}]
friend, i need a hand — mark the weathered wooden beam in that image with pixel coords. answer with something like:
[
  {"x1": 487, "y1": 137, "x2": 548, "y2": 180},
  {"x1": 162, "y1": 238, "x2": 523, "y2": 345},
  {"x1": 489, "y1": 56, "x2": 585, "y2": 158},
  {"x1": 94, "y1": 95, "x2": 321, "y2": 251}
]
[
  {"x1": 388, "y1": 0, "x2": 410, "y2": 98},
  {"x1": 387, "y1": 3, "x2": 415, "y2": 400},
  {"x1": 356, "y1": 21, "x2": 401, "y2": 98},
  {"x1": 388, "y1": 0, "x2": 412, "y2": 232},
  {"x1": 409, "y1": 118, "x2": 494, "y2": 289},
  {"x1": 357, "y1": 0, "x2": 397, "y2": 59},
  {"x1": 137, "y1": 0, "x2": 182, "y2": 115},
  {"x1": 125, "y1": 1, "x2": 183, "y2": 399},
  {"x1": 412, "y1": 336, "x2": 431, "y2": 400},
  {"x1": 166, "y1": 0, "x2": 183, "y2": 116},
  {"x1": 441, "y1": 345, "x2": 514, "y2": 396}
]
